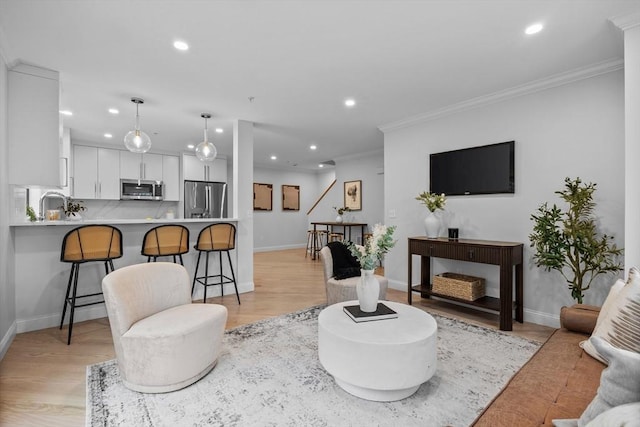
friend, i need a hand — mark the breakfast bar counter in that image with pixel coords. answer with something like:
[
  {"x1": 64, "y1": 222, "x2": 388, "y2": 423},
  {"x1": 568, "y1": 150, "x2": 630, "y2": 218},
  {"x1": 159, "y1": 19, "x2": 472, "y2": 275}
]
[{"x1": 10, "y1": 218, "x2": 243, "y2": 334}]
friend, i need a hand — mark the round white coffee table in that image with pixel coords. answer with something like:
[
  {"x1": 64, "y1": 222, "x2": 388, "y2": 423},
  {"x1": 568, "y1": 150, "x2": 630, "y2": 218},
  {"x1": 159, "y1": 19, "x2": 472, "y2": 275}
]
[{"x1": 318, "y1": 300, "x2": 437, "y2": 402}]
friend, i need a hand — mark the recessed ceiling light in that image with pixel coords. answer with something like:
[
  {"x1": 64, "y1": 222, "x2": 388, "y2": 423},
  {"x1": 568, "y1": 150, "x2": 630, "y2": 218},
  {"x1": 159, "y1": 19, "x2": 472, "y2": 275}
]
[
  {"x1": 173, "y1": 40, "x2": 189, "y2": 51},
  {"x1": 59, "y1": 110, "x2": 73, "y2": 116},
  {"x1": 525, "y1": 23, "x2": 543, "y2": 35},
  {"x1": 187, "y1": 144, "x2": 195, "y2": 149},
  {"x1": 104, "y1": 133, "x2": 113, "y2": 138},
  {"x1": 344, "y1": 98, "x2": 356, "y2": 107},
  {"x1": 310, "y1": 145, "x2": 317, "y2": 150},
  {"x1": 108, "y1": 108, "x2": 119, "y2": 115},
  {"x1": 318, "y1": 164, "x2": 324, "y2": 168},
  {"x1": 270, "y1": 155, "x2": 277, "y2": 160},
  {"x1": 215, "y1": 128, "x2": 223, "y2": 133}
]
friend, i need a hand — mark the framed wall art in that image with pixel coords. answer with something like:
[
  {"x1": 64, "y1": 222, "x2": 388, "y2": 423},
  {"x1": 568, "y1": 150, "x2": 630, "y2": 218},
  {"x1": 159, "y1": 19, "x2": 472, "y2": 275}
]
[
  {"x1": 282, "y1": 185, "x2": 300, "y2": 211},
  {"x1": 344, "y1": 180, "x2": 362, "y2": 211},
  {"x1": 253, "y1": 183, "x2": 273, "y2": 211}
]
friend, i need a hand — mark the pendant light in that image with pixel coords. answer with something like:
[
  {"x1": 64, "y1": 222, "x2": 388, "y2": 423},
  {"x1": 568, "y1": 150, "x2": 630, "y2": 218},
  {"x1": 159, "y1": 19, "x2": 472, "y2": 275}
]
[
  {"x1": 195, "y1": 113, "x2": 217, "y2": 162},
  {"x1": 123, "y1": 97, "x2": 152, "y2": 153}
]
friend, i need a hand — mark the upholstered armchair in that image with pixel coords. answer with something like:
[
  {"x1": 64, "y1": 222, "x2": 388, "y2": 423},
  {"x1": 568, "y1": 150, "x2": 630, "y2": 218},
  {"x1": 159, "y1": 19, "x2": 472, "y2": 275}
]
[
  {"x1": 319, "y1": 246, "x2": 388, "y2": 305},
  {"x1": 102, "y1": 262, "x2": 227, "y2": 393}
]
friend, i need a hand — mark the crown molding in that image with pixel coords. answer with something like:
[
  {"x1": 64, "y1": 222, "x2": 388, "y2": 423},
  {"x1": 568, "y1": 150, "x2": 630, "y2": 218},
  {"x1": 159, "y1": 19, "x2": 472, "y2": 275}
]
[
  {"x1": 610, "y1": 12, "x2": 640, "y2": 31},
  {"x1": 378, "y1": 58, "x2": 624, "y2": 133},
  {"x1": 333, "y1": 147, "x2": 384, "y2": 164}
]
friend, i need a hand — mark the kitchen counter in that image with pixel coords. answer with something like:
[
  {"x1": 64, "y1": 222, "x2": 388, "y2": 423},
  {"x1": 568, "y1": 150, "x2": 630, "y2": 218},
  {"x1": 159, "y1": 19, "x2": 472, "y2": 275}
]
[
  {"x1": 10, "y1": 217, "x2": 240, "y2": 227},
  {"x1": 11, "y1": 218, "x2": 249, "y2": 334}
]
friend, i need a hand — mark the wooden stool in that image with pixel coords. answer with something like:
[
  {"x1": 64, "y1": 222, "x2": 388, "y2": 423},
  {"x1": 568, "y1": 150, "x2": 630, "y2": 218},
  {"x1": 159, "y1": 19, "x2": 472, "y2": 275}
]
[
  {"x1": 328, "y1": 232, "x2": 344, "y2": 242},
  {"x1": 305, "y1": 230, "x2": 327, "y2": 259}
]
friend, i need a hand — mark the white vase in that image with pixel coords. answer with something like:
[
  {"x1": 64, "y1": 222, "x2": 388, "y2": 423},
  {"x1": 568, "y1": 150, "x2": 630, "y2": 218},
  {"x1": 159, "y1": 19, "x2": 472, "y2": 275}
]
[
  {"x1": 67, "y1": 213, "x2": 82, "y2": 221},
  {"x1": 336, "y1": 215, "x2": 343, "y2": 223},
  {"x1": 424, "y1": 211, "x2": 440, "y2": 238},
  {"x1": 357, "y1": 269, "x2": 379, "y2": 312}
]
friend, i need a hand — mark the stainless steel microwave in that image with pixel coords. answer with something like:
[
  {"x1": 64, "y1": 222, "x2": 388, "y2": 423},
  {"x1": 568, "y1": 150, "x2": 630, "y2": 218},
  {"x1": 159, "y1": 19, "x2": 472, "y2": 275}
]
[{"x1": 120, "y1": 179, "x2": 164, "y2": 201}]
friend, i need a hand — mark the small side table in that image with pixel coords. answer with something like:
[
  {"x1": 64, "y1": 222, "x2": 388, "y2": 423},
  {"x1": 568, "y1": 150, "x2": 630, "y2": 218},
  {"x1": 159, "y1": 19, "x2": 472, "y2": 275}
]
[{"x1": 318, "y1": 300, "x2": 437, "y2": 401}]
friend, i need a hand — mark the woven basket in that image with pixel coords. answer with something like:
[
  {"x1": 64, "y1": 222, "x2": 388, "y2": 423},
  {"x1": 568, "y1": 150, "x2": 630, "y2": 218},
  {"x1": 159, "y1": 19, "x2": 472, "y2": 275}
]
[{"x1": 432, "y1": 272, "x2": 485, "y2": 301}]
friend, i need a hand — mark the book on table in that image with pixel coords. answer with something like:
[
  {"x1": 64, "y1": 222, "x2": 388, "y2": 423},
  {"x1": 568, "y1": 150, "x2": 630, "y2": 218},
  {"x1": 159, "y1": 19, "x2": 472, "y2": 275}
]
[{"x1": 343, "y1": 303, "x2": 398, "y2": 323}]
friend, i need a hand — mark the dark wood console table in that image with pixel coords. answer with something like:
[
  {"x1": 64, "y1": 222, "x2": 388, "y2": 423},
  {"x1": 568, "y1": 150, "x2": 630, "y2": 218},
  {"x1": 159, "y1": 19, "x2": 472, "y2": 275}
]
[{"x1": 407, "y1": 237, "x2": 523, "y2": 331}]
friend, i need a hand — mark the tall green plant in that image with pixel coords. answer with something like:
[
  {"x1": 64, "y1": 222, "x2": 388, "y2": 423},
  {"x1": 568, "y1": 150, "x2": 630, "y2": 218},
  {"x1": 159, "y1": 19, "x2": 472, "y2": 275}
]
[{"x1": 529, "y1": 177, "x2": 623, "y2": 304}]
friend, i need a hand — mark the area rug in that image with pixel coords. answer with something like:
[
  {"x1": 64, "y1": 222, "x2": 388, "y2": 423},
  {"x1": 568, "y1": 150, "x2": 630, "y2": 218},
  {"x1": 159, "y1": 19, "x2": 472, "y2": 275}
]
[{"x1": 87, "y1": 305, "x2": 541, "y2": 427}]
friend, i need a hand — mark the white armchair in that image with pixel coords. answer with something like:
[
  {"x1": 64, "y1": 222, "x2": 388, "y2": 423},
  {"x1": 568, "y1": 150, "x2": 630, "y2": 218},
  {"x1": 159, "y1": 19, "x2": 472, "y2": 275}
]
[
  {"x1": 319, "y1": 246, "x2": 388, "y2": 305},
  {"x1": 102, "y1": 262, "x2": 227, "y2": 393}
]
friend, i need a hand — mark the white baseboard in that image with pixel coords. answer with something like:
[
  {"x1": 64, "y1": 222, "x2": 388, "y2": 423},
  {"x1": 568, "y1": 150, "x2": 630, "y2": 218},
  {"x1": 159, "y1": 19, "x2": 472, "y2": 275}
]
[
  {"x1": 190, "y1": 280, "x2": 254, "y2": 301},
  {"x1": 254, "y1": 244, "x2": 306, "y2": 253},
  {"x1": 16, "y1": 281, "x2": 256, "y2": 334},
  {"x1": 16, "y1": 305, "x2": 108, "y2": 334},
  {"x1": 388, "y1": 278, "x2": 561, "y2": 328},
  {"x1": 0, "y1": 321, "x2": 17, "y2": 361}
]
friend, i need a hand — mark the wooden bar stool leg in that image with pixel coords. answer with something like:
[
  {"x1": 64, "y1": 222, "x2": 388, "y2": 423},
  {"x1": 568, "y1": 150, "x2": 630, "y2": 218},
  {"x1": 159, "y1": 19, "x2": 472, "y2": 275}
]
[{"x1": 218, "y1": 251, "x2": 224, "y2": 297}]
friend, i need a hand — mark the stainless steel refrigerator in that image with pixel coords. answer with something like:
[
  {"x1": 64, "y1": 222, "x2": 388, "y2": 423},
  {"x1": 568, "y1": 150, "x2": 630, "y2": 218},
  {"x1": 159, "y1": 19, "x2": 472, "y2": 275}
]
[{"x1": 184, "y1": 180, "x2": 227, "y2": 218}]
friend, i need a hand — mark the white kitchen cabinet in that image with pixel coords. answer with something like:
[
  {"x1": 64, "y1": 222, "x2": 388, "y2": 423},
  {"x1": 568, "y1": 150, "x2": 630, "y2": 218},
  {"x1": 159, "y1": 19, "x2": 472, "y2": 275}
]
[
  {"x1": 73, "y1": 145, "x2": 120, "y2": 200},
  {"x1": 120, "y1": 151, "x2": 163, "y2": 181},
  {"x1": 183, "y1": 154, "x2": 227, "y2": 182},
  {"x1": 162, "y1": 155, "x2": 180, "y2": 201},
  {"x1": 8, "y1": 64, "x2": 61, "y2": 186}
]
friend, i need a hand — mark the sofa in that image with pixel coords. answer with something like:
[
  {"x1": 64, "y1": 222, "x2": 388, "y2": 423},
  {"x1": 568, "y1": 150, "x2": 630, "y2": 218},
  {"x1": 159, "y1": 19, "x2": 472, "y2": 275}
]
[
  {"x1": 473, "y1": 305, "x2": 605, "y2": 426},
  {"x1": 472, "y1": 268, "x2": 640, "y2": 427}
]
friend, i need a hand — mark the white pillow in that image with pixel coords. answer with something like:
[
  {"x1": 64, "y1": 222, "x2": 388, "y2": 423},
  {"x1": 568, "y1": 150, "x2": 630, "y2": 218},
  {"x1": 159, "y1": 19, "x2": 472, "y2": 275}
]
[
  {"x1": 585, "y1": 402, "x2": 640, "y2": 427},
  {"x1": 580, "y1": 278, "x2": 625, "y2": 363},
  {"x1": 581, "y1": 267, "x2": 640, "y2": 363},
  {"x1": 579, "y1": 337, "x2": 640, "y2": 426}
]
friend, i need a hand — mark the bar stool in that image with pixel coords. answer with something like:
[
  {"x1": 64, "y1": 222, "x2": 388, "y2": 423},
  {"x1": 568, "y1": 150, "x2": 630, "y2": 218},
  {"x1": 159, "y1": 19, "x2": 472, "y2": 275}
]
[
  {"x1": 328, "y1": 232, "x2": 344, "y2": 242},
  {"x1": 305, "y1": 229, "x2": 327, "y2": 259},
  {"x1": 141, "y1": 224, "x2": 189, "y2": 264},
  {"x1": 191, "y1": 223, "x2": 240, "y2": 304},
  {"x1": 60, "y1": 224, "x2": 123, "y2": 345}
]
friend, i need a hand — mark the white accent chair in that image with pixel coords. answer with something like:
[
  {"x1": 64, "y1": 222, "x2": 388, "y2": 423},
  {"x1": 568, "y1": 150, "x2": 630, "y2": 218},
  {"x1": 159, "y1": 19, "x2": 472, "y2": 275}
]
[
  {"x1": 102, "y1": 262, "x2": 227, "y2": 393},
  {"x1": 319, "y1": 246, "x2": 388, "y2": 305}
]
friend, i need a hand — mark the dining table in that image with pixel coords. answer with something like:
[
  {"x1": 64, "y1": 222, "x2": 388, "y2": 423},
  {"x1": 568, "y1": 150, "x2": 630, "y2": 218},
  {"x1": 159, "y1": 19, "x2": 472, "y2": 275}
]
[{"x1": 310, "y1": 221, "x2": 368, "y2": 260}]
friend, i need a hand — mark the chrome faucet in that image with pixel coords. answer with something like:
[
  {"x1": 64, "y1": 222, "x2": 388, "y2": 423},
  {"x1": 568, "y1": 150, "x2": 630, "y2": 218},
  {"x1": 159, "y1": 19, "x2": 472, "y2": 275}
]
[{"x1": 38, "y1": 191, "x2": 68, "y2": 221}]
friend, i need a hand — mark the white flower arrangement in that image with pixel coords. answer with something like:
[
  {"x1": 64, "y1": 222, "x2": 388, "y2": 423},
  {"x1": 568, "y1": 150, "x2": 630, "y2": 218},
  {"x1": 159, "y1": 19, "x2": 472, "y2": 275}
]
[
  {"x1": 345, "y1": 223, "x2": 396, "y2": 270},
  {"x1": 415, "y1": 191, "x2": 446, "y2": 212}
]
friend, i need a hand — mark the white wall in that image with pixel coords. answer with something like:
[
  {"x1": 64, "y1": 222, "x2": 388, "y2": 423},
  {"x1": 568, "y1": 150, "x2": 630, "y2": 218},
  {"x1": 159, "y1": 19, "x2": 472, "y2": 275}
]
[
  {"x1": 309, "y1": 151, "x2": 385, "y2": 244},
  {"x1": 0, "y1": 52, "x2": 16, "y2": 358},
  {"x1": 383, "y1": 71, "x2": 625, "y2": 327},
  {"x1": 253, "y1": 167, "x2": 321, "y2": 251}
]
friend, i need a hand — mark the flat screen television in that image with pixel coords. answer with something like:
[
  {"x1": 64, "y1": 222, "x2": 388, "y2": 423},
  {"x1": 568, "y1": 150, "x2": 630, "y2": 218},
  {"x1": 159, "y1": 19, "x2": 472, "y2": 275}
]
[{"x1": 429, "y1": 141, "x2": 515, "y2": 196}]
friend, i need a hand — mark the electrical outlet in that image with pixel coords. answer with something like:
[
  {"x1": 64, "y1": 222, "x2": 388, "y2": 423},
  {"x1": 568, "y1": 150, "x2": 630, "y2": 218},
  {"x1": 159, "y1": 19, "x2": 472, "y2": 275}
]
[{"x1": 389, "y1": 209, "x2": 396, "y2": 218}]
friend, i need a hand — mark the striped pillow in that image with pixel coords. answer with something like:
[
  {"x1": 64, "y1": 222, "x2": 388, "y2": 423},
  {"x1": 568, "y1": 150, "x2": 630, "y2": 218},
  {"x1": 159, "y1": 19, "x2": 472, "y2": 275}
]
[{"x1": 581, "y1": 267, "x2": 640, "y2": 363}]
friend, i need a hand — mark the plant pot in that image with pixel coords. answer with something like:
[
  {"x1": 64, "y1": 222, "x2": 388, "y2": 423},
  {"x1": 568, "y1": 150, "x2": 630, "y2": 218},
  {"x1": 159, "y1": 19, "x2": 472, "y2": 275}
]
[
  {"x1": 336, "y1": 215, "x2": 343, "y2": 223},
  {"x1": 357, "y1": 269, "x2": 379, "y2": 312},
  {"x1": 424, "y1": 211, "x2": 440, "y2": 238}
]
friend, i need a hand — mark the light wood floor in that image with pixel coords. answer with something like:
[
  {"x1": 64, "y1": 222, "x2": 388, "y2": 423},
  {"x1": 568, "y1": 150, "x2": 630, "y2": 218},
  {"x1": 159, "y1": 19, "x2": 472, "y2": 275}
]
[{"x1": 0, "y1": 248, "x2": 554, "y2": 426}]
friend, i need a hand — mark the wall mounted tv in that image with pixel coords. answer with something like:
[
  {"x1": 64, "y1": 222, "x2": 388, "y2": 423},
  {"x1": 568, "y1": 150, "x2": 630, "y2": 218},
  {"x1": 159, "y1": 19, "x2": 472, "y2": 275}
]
[{"x1": 429, "y1": 140, "x2": 515, "y2": 196}]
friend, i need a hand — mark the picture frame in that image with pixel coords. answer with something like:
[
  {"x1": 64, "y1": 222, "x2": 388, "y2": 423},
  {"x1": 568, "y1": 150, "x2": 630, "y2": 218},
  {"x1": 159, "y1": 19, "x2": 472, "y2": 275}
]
[
  {"x1": 344, "y1": 180, "x2": 362, "y2": 211},
  {"x1": 282, "y1": 185, "x2": 300, "y2": 211},
  {"x1": 253, "y1": 183, "x2": 273, "y2": 211}
]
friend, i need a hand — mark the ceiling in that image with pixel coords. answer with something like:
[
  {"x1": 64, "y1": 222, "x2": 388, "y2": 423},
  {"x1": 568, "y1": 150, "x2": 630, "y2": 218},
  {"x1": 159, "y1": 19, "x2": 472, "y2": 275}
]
[{"x1": 1, "y1": 0, "x2": 639, "y2": 171}]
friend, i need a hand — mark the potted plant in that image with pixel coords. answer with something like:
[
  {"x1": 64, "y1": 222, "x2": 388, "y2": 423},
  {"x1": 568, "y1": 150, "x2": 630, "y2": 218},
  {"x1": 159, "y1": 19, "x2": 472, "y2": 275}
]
[
  {"x1": 333, "y1": 206, "x2": 350, "y2": 223},
  {"x1": 60, "y1": 199, "x2": 86, "y2": 220},
  {"x1": 529, "y1": 177, "x2": 623, "y2": 303},
  {"x1": 415, "y1": 191, "x2": 446, "y2": 237}
]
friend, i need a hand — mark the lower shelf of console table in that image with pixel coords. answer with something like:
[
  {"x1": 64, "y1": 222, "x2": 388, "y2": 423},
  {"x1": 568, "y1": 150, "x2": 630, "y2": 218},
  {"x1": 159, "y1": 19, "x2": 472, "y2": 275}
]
[{"x1": 407, "y1": 237, "x2": 524, "y2": 331}]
